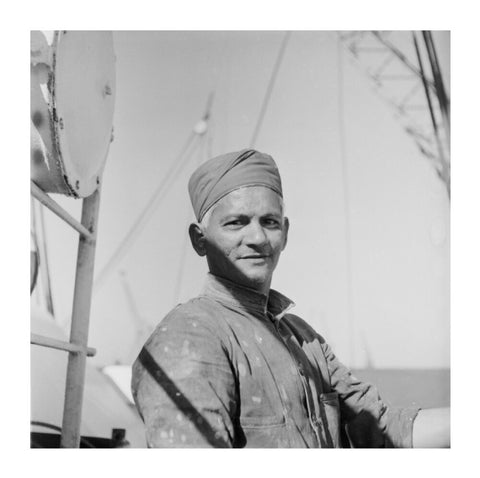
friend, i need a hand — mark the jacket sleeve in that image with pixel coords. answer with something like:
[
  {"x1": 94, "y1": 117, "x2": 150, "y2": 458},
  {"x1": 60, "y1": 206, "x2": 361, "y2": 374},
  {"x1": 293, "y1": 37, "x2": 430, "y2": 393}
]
[
  {"x1": 131, "y1": 308, "x2": 238, "y2": 447},
  {"x1": 321, "y1": 340, "x2": 420, "y2": 448}
]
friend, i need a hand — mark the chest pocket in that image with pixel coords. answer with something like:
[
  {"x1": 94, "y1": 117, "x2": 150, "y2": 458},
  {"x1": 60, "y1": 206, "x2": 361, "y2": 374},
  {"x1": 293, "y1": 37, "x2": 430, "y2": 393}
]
[
  {"x1": 238, "y1": 415, "x2": 288, "y2": 448},
  {"x1": 308, "y1": 342, "x2": 342, "y2": 447}
]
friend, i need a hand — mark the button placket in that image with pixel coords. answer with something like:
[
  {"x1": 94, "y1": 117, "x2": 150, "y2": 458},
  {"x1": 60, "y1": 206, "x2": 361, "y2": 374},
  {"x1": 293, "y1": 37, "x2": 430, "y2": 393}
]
[{"x1": 267, "y1": 313, "x2": 322, "y2": 447}]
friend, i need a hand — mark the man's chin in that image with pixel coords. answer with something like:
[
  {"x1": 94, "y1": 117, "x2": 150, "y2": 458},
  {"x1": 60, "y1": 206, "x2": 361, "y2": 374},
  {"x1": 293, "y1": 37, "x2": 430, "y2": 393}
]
[{"x1": 236, "y1": 269, "x2": 271, "y2": 292}]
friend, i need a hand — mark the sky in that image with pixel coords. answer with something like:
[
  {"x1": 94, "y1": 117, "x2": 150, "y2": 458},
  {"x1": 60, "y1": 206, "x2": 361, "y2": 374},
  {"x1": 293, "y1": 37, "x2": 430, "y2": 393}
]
[{"x1": 32, "y1": 30, "x2": 450, "y2": 370}]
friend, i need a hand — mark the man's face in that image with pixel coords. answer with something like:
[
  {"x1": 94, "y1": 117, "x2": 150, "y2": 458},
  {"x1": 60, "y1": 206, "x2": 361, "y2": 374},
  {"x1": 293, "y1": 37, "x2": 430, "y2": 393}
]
[{"x1": 200, "y1": 186, "x2": 288, "y2": 294}]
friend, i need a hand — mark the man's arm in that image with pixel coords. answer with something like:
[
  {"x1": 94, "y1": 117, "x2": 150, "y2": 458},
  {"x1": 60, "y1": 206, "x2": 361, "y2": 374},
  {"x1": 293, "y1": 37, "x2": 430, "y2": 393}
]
[
  {"x1": 412, "y1": 407, "x2": 450, "y2": 448},
  {"x1": 324, "y1": 334, "x2": 450, "y2": 448},
  {"x1": 320, "y1": 339, "x2": 420, "y2": 447},
  {"x1": 131, "y1": 309, "x2": 238, "y2": 447}
]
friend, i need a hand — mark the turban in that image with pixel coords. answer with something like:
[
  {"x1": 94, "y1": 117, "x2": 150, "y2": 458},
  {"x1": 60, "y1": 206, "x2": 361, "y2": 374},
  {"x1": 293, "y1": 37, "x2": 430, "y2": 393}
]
[{"x1": 188, "y1": 149, "x2": 283, "y2": 222}]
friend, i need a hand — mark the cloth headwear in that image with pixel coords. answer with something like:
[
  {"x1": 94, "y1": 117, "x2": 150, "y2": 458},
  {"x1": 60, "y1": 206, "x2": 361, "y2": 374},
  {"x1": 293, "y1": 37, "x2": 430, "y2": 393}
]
[{"x1": 188, "y1": 149, "x2": 283, "y2": 222}]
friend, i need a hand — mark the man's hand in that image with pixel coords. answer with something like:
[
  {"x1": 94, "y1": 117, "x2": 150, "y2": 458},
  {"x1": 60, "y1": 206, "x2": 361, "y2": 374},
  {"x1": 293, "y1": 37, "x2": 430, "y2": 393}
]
[{"x1": 412, "y1": 407, "x2": 450, "y2": 448}]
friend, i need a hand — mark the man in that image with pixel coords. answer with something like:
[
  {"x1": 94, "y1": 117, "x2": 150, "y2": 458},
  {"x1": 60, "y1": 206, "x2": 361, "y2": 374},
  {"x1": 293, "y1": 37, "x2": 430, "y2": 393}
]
[{"x1": 131, "y1": 149, "x2": 449, "y2": 448}]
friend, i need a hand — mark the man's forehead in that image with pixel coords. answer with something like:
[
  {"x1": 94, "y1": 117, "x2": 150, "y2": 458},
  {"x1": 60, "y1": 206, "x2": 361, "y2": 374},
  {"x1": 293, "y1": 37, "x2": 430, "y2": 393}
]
[{"x1": 214, "y1": 186, "x2": 283, "y2": 216}]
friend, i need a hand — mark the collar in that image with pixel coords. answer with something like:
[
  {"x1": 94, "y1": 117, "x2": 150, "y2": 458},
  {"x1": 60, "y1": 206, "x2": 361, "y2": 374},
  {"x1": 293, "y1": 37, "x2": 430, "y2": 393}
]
[{"x1": 201, "y1": 273, "x2": 295, "y2": 320}]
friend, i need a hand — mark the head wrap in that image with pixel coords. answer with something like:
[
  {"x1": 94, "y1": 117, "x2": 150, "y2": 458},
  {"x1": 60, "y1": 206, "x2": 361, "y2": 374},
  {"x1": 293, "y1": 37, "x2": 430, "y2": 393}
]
[{"x1": 188, "y1": 149, "x2": 283, "y2": 222}]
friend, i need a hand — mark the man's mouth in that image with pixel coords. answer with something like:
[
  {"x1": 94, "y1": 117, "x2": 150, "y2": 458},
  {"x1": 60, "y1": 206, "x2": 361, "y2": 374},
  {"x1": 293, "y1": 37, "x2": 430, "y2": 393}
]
[{"x1": 241, "y1": 254, "x2": 269, "y2": 260}]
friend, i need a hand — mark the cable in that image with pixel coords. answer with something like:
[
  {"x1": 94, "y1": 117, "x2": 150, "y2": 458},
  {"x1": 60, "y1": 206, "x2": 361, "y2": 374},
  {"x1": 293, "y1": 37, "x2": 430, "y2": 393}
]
[
  {"x1": 94, "y1": 91, "x2": 218, "y2": 293},
  {"x1": 250, "y1": 31, "x2": 291, "y2": 148},
  {"x1": 172, "y1": 134, "x2": 208, "y2": 305},
  {"x1": 93, "y1": 132, "x2": 200, "y2": 292},
  {"x1": 172, "y1": 91, "x2": 217, "y2": 304}
]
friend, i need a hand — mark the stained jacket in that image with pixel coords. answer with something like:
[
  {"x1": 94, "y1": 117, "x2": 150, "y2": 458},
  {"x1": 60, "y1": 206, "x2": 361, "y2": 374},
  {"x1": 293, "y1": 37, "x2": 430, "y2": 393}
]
[{"x1": 131, "y1": 273, "x2": 419, "y2": 448}]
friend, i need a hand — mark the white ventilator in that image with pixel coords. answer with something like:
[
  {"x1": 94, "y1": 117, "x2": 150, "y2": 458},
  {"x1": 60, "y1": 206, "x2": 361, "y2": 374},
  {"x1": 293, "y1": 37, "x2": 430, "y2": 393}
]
[{"x1": 31, "y1": 31, "x2": 116, "y2": 197}]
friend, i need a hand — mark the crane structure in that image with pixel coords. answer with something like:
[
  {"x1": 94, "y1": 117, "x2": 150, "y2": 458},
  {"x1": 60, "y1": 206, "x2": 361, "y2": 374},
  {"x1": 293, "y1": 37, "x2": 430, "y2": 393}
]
[{"x1": 339, "y1": 31, "x2": 450, "y2": 197}]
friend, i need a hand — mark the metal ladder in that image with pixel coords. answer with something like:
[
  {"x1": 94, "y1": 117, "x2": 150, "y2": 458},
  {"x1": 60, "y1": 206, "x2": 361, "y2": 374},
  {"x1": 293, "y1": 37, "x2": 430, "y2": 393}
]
[{"x1": 31, "y1": 180, "x2": 101, "y2": 448}]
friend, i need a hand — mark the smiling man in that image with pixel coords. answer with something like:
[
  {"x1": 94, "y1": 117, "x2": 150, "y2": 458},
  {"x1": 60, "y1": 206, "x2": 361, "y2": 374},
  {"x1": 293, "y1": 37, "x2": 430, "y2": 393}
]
[
  {"x1": 191, "y1": 185, "x2": 287, "y2": 295},
  {"x1": 131, "y1": 149, "x2": 449, "y2": 448}
]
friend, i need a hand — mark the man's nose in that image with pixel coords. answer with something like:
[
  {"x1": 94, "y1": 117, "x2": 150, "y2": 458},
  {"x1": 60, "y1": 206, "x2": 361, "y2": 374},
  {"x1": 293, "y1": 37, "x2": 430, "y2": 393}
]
[{"x1": 244, "y1": 221, "x2": 268, "y2": 246}]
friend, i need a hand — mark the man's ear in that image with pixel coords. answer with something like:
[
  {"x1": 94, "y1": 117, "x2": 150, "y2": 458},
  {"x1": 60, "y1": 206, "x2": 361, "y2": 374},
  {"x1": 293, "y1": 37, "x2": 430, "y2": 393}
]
[
  {"x1": 282, "y1": 217, "x2": 290, "y2": 251},
  {"x1": 189, "y1": 223, "x2": 207, "y2": 256}
]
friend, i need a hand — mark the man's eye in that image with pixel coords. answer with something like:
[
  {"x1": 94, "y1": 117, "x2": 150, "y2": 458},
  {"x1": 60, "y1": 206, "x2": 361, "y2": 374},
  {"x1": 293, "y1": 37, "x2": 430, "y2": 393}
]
[
  {"x1": 225, "y1": 220, "x2": 243, "y2": 227},
  {"x1": 263, "y1": 218, "x2": 280, "y2": 227}
]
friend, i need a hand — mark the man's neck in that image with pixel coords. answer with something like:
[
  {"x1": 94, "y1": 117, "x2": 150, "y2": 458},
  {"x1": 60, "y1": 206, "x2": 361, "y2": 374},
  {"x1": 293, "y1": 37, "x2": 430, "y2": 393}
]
[
  {"x1": 202, "y1": 273, "x2": 294, "y2": 319},
  {"x1": 207, "y1": 271, "x2": 271, "y2": 296}
]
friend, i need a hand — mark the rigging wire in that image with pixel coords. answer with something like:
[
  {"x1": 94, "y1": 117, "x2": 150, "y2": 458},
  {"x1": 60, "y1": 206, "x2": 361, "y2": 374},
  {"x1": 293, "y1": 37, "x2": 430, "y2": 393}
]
[
  {"x1": 172, "y1": 134, "x2": 207, "y2": 305},
  {"x1": 172, "y1": 95, "x2": 215, "y2": 304},
  {"x1": 336, "y1": 34, "x2": 356, "y2": 367},
  {"x1": 93, "y1": 131, "x2": 200, "y2": 292},
  {"x1": 250, "y1": 31, "x2": 291, "y2": 148}
]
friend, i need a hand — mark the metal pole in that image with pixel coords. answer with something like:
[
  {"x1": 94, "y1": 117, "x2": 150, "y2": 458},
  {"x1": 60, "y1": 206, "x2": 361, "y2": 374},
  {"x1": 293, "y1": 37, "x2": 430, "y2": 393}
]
[{"x1": 60, "y1": 188, "x2": 101, "y2": 447}]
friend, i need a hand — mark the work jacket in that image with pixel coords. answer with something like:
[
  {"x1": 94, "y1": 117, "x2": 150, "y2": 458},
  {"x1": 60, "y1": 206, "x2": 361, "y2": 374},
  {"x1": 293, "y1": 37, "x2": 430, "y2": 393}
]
[{"x1": 132, "y1": 273, "x2": 419, "y2": 447}]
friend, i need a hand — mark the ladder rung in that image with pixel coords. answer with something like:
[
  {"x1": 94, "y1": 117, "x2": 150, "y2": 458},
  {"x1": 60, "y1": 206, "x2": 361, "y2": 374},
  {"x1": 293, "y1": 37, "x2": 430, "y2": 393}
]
[
  {"x1": 30, "y1": 182, "x2": 94, "y2": 240},
  {"x1": 31, "y1": 333, "x2": 96, "y2": 357}
]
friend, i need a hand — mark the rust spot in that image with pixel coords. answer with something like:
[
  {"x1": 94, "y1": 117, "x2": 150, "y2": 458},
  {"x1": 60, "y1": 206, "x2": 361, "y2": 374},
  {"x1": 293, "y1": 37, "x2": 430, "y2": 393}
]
[
  {"x1": 32, "y1": 149, "x2": 44, "y2": 164},
  {"x1": 32, "y1": 111, "x2": 44, "y2": 128},
  {"x1": 63, "y1": 174, "x2": 79, "y2": 197}
]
